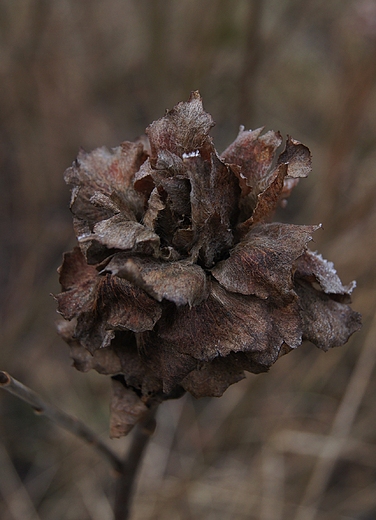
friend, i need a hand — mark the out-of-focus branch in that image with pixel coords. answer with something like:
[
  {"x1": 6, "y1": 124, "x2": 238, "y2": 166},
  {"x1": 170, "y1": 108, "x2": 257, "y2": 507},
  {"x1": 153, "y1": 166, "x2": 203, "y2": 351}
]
[
  {"x1": 238, "y1": 0, "x2": 264, "y2": 126},
  {"x1": 0, "y1": 371, "x2": 123, "y2": 473}
]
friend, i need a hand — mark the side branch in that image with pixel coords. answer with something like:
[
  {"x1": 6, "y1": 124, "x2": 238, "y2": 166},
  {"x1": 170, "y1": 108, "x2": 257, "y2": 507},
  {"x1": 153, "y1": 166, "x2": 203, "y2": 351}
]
[{"x1": 0, "y1": 371, "x2": 123, "y2": 472}]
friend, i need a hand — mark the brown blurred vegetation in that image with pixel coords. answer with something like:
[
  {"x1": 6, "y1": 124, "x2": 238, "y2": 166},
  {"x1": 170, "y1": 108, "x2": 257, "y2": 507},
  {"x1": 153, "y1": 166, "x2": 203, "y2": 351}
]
[{"x1": 1, "y1": 0, "x2": 376, "y2": 519}]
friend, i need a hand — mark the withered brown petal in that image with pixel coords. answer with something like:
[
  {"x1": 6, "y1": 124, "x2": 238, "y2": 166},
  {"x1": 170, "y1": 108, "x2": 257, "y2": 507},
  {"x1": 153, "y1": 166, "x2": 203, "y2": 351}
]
[
  {"x1": 212, "y1": 223, "x2": 320, "y2": 300},
  {"x1": 295, "y1": 250, "x2": 356, "y2": 301},
  {"x1": 100, "y1": 276, "x2": 163, "y2": 333},
  {"x1": 73, "y1": 276, "x2": 162, "y2": 354},
  {"x1": 133, "y1": 159, "x2": 155, "y2": 198},
  {"x1": 110, "y1": 379, "x2": 149, "y2": 438},
  {"x1": 146, "y1": 91, "x2": 214, "y2": 160},
  {"x1": 156, "y1": 176, "x2": 191, "y2": 220},
  {"x1": 277, "y1": 136, "x2": 312, "y2": 178},
  {"x1": 65, "y1": 141, "x2": 147, "y2": 193},
  {"x1": 65, "y1": 331, "x2": 163, "y2": 397},
  {"x1": 181, "y1": 357, "x2": 245, "y2": 398},
  {"x1": 295, "y1": 281, "x2": 362, "y2": 350},
  {"x1": 104, "y1": 254, "x2": 208, "y2": 306},
  {"x1": 138, "y1": 331, "x2": 197, "y2": 394},
  {"x1": 158, "y1": 281, "x2": 302, "y2": 369},
  {"x1": 66, "y1": 144, "x2": 147, "y2": 244},
  {"x1": 220, "y1": 127, "x2": 283, "y2": 189},
  {"x1": 69, "y1": 342, "x2": 123, "y2": 375},
  {"x1": 70, "y1": 187, "x2": 119, "y2": 229},
  {"x1": 56, "y1": 247, "x2": 98, "y2": 319},
  {"x1": 187, "y1": 144, "x2": 240, "y2": 267},
  {"x1": 58, "y1": 246, "x2": 97, "y2": 290},
  {"x1": 142, "y1": 187, "x2": 165, "y2": 231},
  {"x1": 75, "y1": 312, "x2": 114, "y2": 353},
  {"x1": 153, "y1": 150, "x2": 187, "y2": 176},
  {"x1": 249, "y1": 163, "x2": 288, "y2": 225},
  {"x1": 91, "y1": 214, "x2": 160, "y2": 256}
]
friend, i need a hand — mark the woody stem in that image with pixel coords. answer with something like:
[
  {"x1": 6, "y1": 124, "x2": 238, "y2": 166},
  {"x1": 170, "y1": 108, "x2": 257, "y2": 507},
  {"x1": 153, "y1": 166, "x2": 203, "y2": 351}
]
[
  {"x1": 0, "y1": 371, "x2": 123, "y2": 471},
  {"x1": 114, "y1": 405, "x2": 158, "y2": 520}
]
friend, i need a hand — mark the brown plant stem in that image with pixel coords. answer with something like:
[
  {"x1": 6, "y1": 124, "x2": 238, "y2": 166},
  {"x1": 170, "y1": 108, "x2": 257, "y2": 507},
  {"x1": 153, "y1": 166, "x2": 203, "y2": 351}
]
[
  {"x1": 114, "y1": 405, "x2": 158, "y2": 520},
  {"x1": 0, "y1": 370, "x2": 159, "y2": 519},
  {"x1": 0, "y1": 370, "x2": 123, "y2": 472}
]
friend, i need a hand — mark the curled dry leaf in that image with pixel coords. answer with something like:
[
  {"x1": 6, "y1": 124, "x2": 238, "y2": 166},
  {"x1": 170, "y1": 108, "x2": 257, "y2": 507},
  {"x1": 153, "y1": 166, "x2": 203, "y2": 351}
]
[{"x1": 56, "y1": 91, "x2": 361, "y2": 436}]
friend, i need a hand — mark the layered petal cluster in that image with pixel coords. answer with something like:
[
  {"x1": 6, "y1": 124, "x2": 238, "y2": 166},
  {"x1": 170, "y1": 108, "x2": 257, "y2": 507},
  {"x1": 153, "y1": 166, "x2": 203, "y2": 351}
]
[{"x1": 56, "y1": 92, "x2": 361, "y2": 437}]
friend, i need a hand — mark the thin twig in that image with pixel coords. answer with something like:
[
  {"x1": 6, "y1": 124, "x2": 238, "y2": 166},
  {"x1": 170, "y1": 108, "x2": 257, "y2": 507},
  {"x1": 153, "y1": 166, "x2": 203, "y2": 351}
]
[
  {"x1": 114, "y1": 405, "x2": 158, "y2": 520},
  {"x1": 0, "y1": 371, "x2": 123, "y2": 473}
]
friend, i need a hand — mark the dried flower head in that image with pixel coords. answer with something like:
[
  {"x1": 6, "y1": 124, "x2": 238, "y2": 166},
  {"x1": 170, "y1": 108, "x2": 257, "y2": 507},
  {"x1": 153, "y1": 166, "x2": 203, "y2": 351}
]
[{"x1": 56, "y1": 92, "x2": 361, "y2": 437}]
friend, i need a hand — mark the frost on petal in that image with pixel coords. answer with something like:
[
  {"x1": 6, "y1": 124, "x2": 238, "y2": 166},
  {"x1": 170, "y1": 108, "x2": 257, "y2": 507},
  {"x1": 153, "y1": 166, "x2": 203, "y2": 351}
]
[
  {"x1": 295, "y1": 281, "x2": 362, "y2": 350},
  {"x1": 212, "y1": 223, "x2": 320, "y2": 301},
  {"x1": 146, "y1": 91, "x2": 214, "y2": 161},
  {"x1": 104, "y1": 254, "x2": 208, "y2": 306},
  {"x1": 295, "y1": 249, "x2": 356, "y2": 302}
]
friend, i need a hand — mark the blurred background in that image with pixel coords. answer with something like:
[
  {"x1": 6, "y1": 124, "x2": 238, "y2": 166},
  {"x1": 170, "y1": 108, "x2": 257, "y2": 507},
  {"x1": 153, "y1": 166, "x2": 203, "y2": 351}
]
[{"x1": 1, "y1": 0, "x2": 376, "y2": 518}]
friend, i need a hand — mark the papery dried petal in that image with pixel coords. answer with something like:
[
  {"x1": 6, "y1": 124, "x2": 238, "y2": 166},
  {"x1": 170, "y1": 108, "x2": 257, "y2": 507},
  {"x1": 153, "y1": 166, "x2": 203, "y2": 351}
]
[
  {"x1": 181, "y1": 356, "x2": 246, "y2": 398},
  {"x1": 91, "y1": 214, "x2": 160, "y2": 256},
  {"x1": 221, "y1": 127, "x2": 283, "y2": 190},
  {"x1": 248, "y1": 163, "x2": 288, "y2": 225},
  {"x1": 187, "y1": 143, "x2": 240, "y2": 266},
  {"x1": 70, "y1": 275, "x2": 162, "y2": 354},
  {"x1": 142, "y1": 187, "x2": 166, "y2": 231},
  {"x1": 104, "y1": 254, "x2": 208, "y2": 306},
  {"x1": 137, "y1": 331, "x2": 197, "y2": 394},
  {"x1": 158, "y1": 281, "x2": 302, "y2": 368},
  {"x1": 110, "y1": 378, "x2": 149, "y2": 438},
  {"x1": 56, "y1": 247, "x2": 98, "y2": 319},
  {"x1": 133, "y1": 159, "x2": 155, "y2": 198},
  {"x1": 277, "y1": 136, "x2": 312, "y2": 179},
  {"x1": 146, "y1": 91, "x2": 214, "y2": 160},
  {"x1": 212, "y1": 223, "x2": 320, "y2": 300},
  {"x1": 65, "y1": 142, "x2": 147, "y2": 194},
  {"x1": 295, "y1": 281, "x2": 362, "y2": 350}
]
